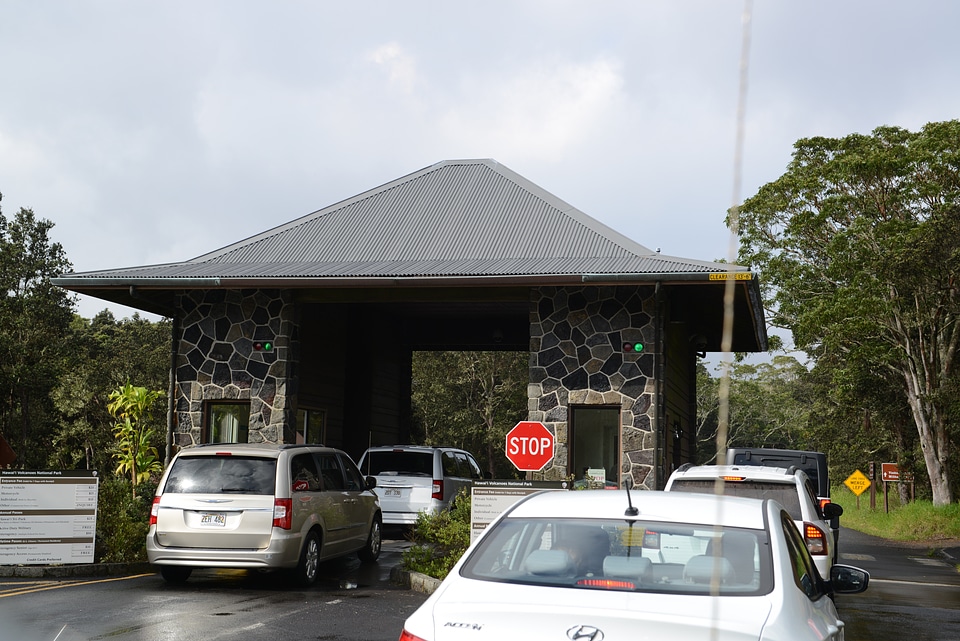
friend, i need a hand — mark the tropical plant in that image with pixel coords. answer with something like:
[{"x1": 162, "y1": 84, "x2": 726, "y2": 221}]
[{"x1": 107, "y1": 382, "x2": 165, "y2": 495}]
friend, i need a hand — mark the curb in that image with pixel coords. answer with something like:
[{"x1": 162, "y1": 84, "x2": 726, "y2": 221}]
[
  {"x1": 0, "y1": 562, "x2": 154, "y2": 579},
  {"x1": 391, "y1": 566, "x2": 442, "y2": 594}
]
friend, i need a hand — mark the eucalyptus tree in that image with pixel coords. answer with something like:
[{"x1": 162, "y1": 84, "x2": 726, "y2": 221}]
[{"x1": 733, "y1": 121, "x2": 960, "y2": 505}]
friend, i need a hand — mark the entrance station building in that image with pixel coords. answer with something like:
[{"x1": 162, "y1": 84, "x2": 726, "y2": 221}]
[{"x1": 54, "y1": 159, "x2": 767, "y2": 489}]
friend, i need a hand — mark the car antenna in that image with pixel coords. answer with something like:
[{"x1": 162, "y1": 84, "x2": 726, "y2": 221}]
[{"x1": 624, "y1": 478, "x2": 639, "y2": 517}]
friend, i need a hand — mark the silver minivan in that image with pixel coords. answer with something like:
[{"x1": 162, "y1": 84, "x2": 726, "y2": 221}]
[
  {"x1": 146, "y1": 443, "x2": 381, "y2": 585},
  {"x1": 357, "y1": 445, "x2": 483, "y2": 525}
]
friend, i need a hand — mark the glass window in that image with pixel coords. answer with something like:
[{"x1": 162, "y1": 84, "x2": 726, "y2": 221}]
[
  {"x1": 442, "y1": 451, "x2": 460, "y2": 477},
  {"x1": 782, "y1": 510, "x2": 824, "y2": 599},
  {"x1": 340, "y1": 454, "x2": 366, "y2": 492},
  {"x1": 317, "y1": 453, "x2": 345, "y2": 491},
  {"x1": 462, "y1": 453, "x2": 484, "y2": 480},
  {"x1": 669, "y1": 480, "x2": 803, "y2": 520},
  {"x1": 163, "y1": 456, "x2": 276, "y2": 495},
  {"x1": 207, "y1": 403, "x2": 250, "y2": 443},
  {"x1": 460, "y1": 516, "x2": 772, "y2": 596},
  {"x1": 570, "y1": 406, "x2": 619, "y2": 487},
  {"x1": 451, "y1": 452, "x2": 480, "y2": 480},
  {"x1": 291, "y1": 453, "x2": 321, "y2": 492},
  {"x1": 295, "y1": 408, "x2": 326, "y2": 444},
  {"x1": 363, "y1": 451, "x2": 433, "y2": 476}
]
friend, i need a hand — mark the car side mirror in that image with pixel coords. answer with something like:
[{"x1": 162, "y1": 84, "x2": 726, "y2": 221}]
[
  {"x1": 828, "y1": 564, "x2": 869, "y2": 594},
  {"x1": 365, "y1": 475, "x2": 377, "y2": 490},
  {"x1": 822, "y1": 502, "x2": 844, "y2": 519}
]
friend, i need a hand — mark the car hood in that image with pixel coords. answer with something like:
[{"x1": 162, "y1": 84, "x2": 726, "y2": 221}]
[{"x1": 405, "y1": 578, "x2": 772, "y2": 641}]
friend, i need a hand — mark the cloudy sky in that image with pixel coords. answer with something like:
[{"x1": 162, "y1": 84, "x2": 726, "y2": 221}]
[{"x1": 2, "y1": 1, "x2": 958, "y2": 321}]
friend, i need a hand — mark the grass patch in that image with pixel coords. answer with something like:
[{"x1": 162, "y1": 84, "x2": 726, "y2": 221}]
[{"x1": 831, "y1": 486, "x2": 960, "y2": 542}]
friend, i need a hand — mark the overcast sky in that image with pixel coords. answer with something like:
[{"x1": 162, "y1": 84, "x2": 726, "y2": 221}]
[{"x1": 2, "y1": 1, "x2": 958, "y2": 322}]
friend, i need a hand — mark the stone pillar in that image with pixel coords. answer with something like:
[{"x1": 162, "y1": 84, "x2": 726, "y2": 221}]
[
  {"x1": 528, "y1": 285, "x2": 658, "y2": 489},
  {"x1": 174, "y1": 289, "x2": 296, "y2": 447}
]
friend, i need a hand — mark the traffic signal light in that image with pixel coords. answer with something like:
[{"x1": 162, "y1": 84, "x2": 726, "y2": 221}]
[
  {"x1": 623, "y1": 341, "x2": 644, "y2": 353},
  {"x1": 253, "y1": 340, "x2": 274, "y2": 352}
]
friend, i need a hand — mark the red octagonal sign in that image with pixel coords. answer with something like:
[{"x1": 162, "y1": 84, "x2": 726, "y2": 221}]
[{"x1": 506, "y1": 421, "x2": 555, "y2": 472}]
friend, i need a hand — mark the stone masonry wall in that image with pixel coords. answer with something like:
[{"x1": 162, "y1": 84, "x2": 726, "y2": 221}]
[
  {"x1": 174, "y1": 289, "x2": 296, "y2": 447},
  {"x1": 528, "y1": 285, "x2": 658, "y2": 489}
]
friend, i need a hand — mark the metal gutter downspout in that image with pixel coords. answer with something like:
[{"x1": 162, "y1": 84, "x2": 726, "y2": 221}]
[{"x1": 654, "y1": 281, "x2": 663, "y2": 489}]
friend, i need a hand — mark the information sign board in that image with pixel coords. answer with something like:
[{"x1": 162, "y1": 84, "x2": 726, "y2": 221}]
[
  {"x1": 0, "y1": 470, "x2": 99, "y2": 565},
  {"x1": 470, "y1": 479, "x2": 568, "y2": 542}
]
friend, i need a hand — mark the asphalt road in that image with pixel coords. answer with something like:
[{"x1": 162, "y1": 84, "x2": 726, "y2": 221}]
[
  {"x1": 834, "y1": 527, "x2": 960, "y2": 640},
  {"x1": 1, "y1": 527, "x2": 959, "y2": 641}
]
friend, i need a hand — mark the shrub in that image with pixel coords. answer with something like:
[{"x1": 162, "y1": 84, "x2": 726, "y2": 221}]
[
  {"x1": 95, "y1": 477, "x2": 156, "y2": 563},
  {"x1": 402, "y1": 489, "x2": 471, "y2": 580}
]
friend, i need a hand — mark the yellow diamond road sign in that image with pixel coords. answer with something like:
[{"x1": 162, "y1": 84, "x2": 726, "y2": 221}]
[{"x1": 845, "y1": 470, "x2": 871, "y2": 496}]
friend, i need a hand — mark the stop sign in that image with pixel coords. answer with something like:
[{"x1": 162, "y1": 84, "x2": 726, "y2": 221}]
[{"x1": 505, "y1": 421, "x2": 555, "y2": 471}]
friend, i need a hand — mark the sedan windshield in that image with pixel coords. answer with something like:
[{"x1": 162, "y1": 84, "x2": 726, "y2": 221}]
[{"x1": 461, "y1": 517, "x2": 772, "y2": 596}]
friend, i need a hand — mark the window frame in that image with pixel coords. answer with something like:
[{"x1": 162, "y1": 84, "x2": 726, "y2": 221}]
[{"x1": 205, "y1": 401, "x2": 251, "y2": 444}]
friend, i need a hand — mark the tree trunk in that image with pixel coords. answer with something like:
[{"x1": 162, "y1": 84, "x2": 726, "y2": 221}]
[{"x1": 903, "y1": 374, "x2": 953, "y2": 505}]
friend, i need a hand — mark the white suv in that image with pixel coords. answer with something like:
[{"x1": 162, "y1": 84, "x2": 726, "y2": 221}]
[
  {"x1": 147, "y1": 443, "x2": 382, "y2": 585},
  {"x1": 664, "y1": 464, "x2": 843, "y2": 579},
  {"x1": 357, "y1": 445, "x2": 483, "y2": 526}
]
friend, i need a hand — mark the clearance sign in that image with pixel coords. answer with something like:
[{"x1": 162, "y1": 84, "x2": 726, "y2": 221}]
[{"x1": 708, "y1": 272, "x2": 753, "y2": 281}]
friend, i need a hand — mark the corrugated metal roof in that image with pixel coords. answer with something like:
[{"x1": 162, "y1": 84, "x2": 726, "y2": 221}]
[{"x1": 56, "y1": 159, "x2": 748, "y2": 282}]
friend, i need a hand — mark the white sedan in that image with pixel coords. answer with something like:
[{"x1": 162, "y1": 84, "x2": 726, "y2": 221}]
[{"x1": 398, "y1": 489, "x2": 868, "y2": 641}]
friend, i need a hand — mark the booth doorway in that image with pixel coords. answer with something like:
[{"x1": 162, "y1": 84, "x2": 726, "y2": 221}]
[{"x1": 569, "y1": 406, "x2": 620, "y2": 487}]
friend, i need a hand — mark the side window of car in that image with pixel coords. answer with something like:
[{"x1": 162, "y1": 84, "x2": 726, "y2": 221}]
[
  {"x1": 781, "y1": 510, "x2": 823, "y2": 599},
  {"x1": 803, "y1": 479, "x2": 822, "y2": 518},
  {"x1": 465, "y1": 453, "x2": 483, "y2": 480},
  {"x1": 291, "y1": 453, "x2": 321, "y2": 492},
  {"x1": 340, "y1": 454, "x2": 366, "y2": 491},
  {"x1": 317, "y1": 453, "x2": 346, "y2": 491},
  {"x1": 442, "y1": 451, "x2": 460, "y2": 477}
]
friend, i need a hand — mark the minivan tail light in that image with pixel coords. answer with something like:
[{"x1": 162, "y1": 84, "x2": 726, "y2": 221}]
[
  {"x1": 805, "y1": 522, "x2": 828, "y2": 555},
  {"x1": 149, "y1": 496, "x2": 160, "y2": 526},
  {"x1": 274, "y1": 498, "x2": 292, "y2": 530},
  {"x1": 432, "y1": 479, "x2": 443, "y2": 500}
]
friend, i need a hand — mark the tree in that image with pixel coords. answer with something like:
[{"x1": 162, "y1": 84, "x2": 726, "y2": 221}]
[
  {"x1": 696, "y1": 356, "x2": 811, "y2": 464},
  {"x1": 733, "y1": 121, "x2": 960, "y2": 505},
  {"x1": 0, "y1": 195, "x2": 74, "y2": 468},
  {"x1": 411, "y1": 351, "x2": 527, "y2": 478},
  {"x1": 50, "y1": 311, "x2": 172, "y2": 473}
]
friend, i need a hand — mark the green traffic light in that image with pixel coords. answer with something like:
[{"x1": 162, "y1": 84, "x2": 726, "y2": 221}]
[{"x1": 623, "y1": 342, "x2": 644, "y2": 353}]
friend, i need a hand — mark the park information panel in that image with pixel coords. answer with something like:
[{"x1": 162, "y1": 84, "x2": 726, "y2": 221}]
[{"x1": 0, "y1": 470, "x2": 99, "y2": 565}]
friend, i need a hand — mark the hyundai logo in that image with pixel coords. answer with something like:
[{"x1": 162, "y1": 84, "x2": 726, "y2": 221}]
[{"x1": 567, "y1": 625, "x2": 604, "y2": 641}]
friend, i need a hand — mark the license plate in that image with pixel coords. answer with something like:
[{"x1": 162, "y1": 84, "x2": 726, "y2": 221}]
[
  {"x1": 384, "y1": 488, "x2": 402, "y2": 497},
  {"x1": 200, "y1": 512, "x2": 226, "y2": 527}
]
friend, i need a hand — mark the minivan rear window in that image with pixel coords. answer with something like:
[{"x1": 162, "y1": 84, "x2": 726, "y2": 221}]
[
  {"x1": 363, "y1": 451, "x2": 432, "y2": 476},
  {"x1": 163, "y1": 456, "x2": 277, "y2": 495},
  {"x1": 669, "y1": 480, "x2": 803, "y2": 520}
]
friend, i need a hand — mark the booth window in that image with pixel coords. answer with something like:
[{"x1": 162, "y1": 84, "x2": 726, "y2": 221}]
[
  {"x1": 295, "y1": 408, "x2": 326, "y2": 444},
  {"x1": 206, "y1": 402, "x2": 250, "y2": 443}
]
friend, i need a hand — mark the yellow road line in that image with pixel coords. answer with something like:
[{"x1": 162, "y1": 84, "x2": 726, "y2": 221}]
[{"x1": 0, "y1": 573, "x2": 154, "y2": 598}]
